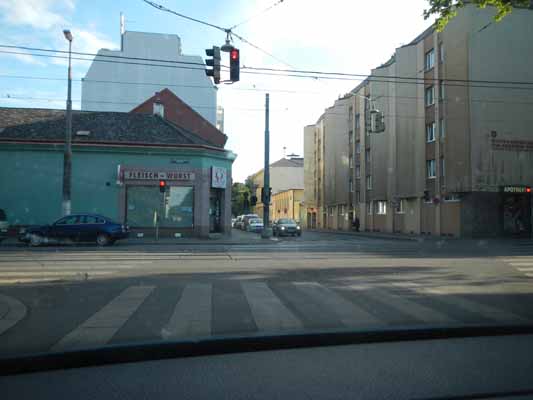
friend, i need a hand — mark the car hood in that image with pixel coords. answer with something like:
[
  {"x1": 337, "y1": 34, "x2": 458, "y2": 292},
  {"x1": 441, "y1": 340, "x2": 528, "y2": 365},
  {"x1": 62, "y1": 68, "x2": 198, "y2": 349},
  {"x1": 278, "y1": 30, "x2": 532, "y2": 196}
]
[{"x1": 279, "y1": 224, "x2": 298, "y2": 228}]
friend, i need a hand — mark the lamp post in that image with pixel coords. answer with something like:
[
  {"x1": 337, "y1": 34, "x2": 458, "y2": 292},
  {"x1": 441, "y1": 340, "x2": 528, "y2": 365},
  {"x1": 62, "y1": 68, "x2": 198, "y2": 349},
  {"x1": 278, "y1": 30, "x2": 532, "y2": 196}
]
[{"x1": 62, "y1": 29, "x2": 73, "y2": 216}]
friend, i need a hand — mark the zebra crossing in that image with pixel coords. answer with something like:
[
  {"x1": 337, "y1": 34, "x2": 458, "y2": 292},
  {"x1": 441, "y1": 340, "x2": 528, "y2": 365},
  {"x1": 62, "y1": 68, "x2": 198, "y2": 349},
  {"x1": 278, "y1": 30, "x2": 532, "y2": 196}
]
[
  {"x1": 501, "y1": 256, "x2": 533, "y2": 279},
  {"x1": 27, "y1": 280, "x2": 533, "y2": 352}
]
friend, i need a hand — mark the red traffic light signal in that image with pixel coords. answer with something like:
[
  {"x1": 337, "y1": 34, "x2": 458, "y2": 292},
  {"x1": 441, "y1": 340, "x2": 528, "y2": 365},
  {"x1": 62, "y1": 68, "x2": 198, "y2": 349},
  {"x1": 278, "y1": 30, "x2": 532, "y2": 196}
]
[
  {"x1": 230, "y1": 48, "x2": 240, "y2": 82},
  {"x1": 159, "y1": 180, "x2": 166, "y2": 193},
  {"x1": 527, "y1": 187, "x2": 531, "y2": 193}
]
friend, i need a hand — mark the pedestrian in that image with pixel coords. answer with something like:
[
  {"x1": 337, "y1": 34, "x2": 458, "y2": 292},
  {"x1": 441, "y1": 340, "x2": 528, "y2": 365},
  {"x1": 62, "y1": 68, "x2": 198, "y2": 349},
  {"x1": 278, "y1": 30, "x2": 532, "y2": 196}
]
[{"x1": 354, "y1": 216, "x2": 360, "y2": 232}]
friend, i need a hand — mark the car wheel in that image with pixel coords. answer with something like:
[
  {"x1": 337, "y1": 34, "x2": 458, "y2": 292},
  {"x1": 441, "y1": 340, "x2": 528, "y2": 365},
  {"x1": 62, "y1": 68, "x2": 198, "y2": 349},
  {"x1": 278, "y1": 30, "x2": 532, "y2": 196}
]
[
  {"x1": 29, "y1": 233, "x2": 44, "y2": 247},
  {"x1": 96, "y1": 233, "x2": 110, "y2": 246}
]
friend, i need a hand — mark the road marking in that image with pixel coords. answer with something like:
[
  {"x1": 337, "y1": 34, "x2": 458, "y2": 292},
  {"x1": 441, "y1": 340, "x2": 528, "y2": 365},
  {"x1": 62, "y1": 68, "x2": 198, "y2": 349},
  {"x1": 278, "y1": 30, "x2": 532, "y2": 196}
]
[
  {"x1": 0, "y1": 294, "x2": 27, "y2": 335},
  {"x1": 510, "y1": 263, "x2": 533, "y2": 267},
  {"x1": 517, "y1": 267, "x2": 533, "y2": 272},
  {"x1": 242, "y1": 282, "x2": 302, "y2": 331},
  {"x1": 351, "y1": 285, "x2": 458, "y2": 324},
  {"x1": 419, "y1": 290, "x2": 529, "y2": 323},
  {"x1": 163, "y1": 284, "x2": 212, "y2": 339},
  {"x1": 51, "y1": 286, "x2": 154, "y2": 351},
  {"x1": 294, "y1": 282, "x2": 382, "y2": 327}
]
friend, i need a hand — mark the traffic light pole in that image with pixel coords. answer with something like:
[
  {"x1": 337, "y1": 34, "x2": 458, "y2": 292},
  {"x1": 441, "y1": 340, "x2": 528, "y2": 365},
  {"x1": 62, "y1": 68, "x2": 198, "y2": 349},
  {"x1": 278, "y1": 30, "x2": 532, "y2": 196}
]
[{"x1": 261, "y1": 93, "x2": 272, "y2": 238}]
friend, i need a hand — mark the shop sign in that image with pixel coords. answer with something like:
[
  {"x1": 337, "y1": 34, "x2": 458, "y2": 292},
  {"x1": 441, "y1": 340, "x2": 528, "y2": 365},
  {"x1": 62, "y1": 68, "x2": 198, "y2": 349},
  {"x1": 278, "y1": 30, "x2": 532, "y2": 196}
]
[
  {"x1": 123, "y1": 169, "x2": 194, "y2": 181},
  {"x1": 502, "y1": 186, "x2": 531, "y2": 194},
  {"x1": 211, "y1": 167, "x2": 227, "y2": 188}
]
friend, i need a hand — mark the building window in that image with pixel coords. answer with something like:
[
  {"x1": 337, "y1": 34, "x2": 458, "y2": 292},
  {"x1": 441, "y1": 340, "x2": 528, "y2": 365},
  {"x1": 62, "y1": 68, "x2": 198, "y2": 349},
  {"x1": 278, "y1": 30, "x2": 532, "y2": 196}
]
[
  {"x1": 153, "y1": 102, "x2": 164, "y2": 118},
  {"x1": 355, "y1": 142, "x2": 361, "y2": 154},
  {"x1": 396, "y1": 199, "x2": 406, "y2": 214},
  {"x1": 444, "y1": 193, "x2": 461, "y2": 202},
  {"x1": 375, "y1": 201, "x2": 387, "y2": 215},
  {"x1": 349, "y1": 130, "x2": 353, "y2": 145},
  {"x1": 426, "y1": 122, "x2": 436, "y2": 143},
  {"x1": 367, "y1": 202, "x2": 372, "y2": 215},
  {"x1": 348, "y1": 105, "x2": 353, "y2": 122},
  {"x1": 439, "y1": 118, "x2": 445, "y2": 139},
  {"x1": 356, "y1": 191, "x2": 361, "y2": 203},
  {"x1": 426, "y1": 159, "x2": 436, "y2": 179},
  {"x1": 439, "y1": 43, "x2": 444, "y2": 63},
  {"x1": 356, "y1": 165, "x2": 361, "y2": 178},
  {"x1": 425, "y1": 86, "x2": 435, "y2": 107},
  {"x1": 425, "y1": 49, "x2": 435, "y2": 71},
  {"x1": 439, "y1": 80, "x2": 445, "y2": 100},
  {"x1": 366, "y1": 175, "x2": 373, "y2": 189},
  {"x1": 440, "y1": 157, "x2": 445, "y2": 177},
  {"x1": 365, "y1": 149, "x2": 371, "y2": 162},
  {"x1": 355, "y1": 114, "x2": 360, "y2": 129},
  {"x1": 329, "y1": 207, "x2": 334, "y2": 216},
  {"x1": 349, "y1": 155, "x2": 354, "y2": 168},
  {"x1": 340, "y1": 205, "x2": 345, "y2": 215},
  {"x1": 349, "y1": 179, "x2": 354, "y2": 192}
]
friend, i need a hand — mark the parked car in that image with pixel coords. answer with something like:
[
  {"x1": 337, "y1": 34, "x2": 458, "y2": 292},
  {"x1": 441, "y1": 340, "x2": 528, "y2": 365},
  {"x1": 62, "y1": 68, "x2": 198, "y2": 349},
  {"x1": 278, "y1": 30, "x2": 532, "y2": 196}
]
[
  {"x1": 231, "y1": 217, "x2": 237, "y2": 227},
  {"x1": 18, "y1": 214, "x2": 129, "y2": 246},
  {"x1": 242, "y1": 214, "x2": 260, "y2": 231},
  {"x1": 0, "y1": 209, "x2": 8, "y2": 243},
  {"x1": 233, "y1": 215, "x2": 245, "y2": 230},
  {"x1": 272, "y1": 218, "x2": 302, "y2": 237},
  {"x1": 246, "y1": 218, "x2": 264, "y2": 233}
]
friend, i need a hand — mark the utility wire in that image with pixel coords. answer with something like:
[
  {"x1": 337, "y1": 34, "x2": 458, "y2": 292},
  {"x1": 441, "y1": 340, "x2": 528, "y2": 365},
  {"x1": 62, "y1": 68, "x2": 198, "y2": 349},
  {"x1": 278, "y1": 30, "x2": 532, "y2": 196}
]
[
  {"x1": 141, "y1": 0, "x2": 294, "y2": 68},
  {"x1": 229, "y1": 0, "x2": 285, "y2": 30},
  {"x1": 141, "y1": 0, "x2": 226, "y2": 32},
  {"x1": 3, "y1": 44, "x2": 533, "y2": 88}
]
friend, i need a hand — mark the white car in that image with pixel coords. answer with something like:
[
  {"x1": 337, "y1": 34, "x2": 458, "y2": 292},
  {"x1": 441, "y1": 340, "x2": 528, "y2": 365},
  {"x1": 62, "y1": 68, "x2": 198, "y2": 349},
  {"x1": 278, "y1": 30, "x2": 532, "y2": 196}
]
[
  {"x1": 0, "y1": 209, "x2": 8, "y2": 242},
  {"x1": 246, "y1": 218, "x2": 264, "y2": 233}
]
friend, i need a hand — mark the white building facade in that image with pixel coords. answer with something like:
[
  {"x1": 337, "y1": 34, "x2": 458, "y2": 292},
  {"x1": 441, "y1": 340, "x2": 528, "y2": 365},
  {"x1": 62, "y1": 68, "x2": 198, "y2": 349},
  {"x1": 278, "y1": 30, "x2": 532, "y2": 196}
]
[{"x1": 81, "y1": 31, "x2": 217, "y2": 125}]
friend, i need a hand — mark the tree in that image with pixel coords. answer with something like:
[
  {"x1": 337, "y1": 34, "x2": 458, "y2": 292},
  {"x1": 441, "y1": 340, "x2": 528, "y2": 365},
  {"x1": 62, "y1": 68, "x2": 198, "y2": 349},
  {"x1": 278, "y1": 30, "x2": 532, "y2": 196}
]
[
  {"x1": 231, "y1": 182, "x2": 251, "y2": 217},
  {"x1": 424, "y1": 0, "x2": 530, "y2": 31}
]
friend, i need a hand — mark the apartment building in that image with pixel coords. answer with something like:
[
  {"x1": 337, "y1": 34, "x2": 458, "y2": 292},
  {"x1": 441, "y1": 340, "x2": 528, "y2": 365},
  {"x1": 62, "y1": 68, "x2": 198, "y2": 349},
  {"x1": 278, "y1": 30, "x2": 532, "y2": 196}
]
[
  {"x1": 271, "y1": 189, "x2": 304, "y2": 223},
  {"x1": 305, "y1": 5, "x2": 533, "y2": 238},
  {"x1": 248, "y1": 157, "x2": 304, "y2": 220}
]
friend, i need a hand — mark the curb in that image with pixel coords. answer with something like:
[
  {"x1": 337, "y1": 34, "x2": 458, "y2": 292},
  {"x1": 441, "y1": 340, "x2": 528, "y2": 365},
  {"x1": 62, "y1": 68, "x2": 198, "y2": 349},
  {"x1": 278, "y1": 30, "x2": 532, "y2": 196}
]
[
  {"x1": 307, "y1": 229, "x2": 419, "y2": 242},
  {"x1": 0, "y1": 294, "x2": 27, "y2": 335}
]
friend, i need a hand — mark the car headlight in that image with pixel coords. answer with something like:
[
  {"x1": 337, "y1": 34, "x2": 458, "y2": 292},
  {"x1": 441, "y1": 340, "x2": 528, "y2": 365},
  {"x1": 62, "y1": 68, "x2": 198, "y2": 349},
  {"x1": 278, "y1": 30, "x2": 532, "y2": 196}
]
[
  {"x1": 281, "y1": 226, "x2": 286, "y2": 230},
  {"x1": 297, "y1": 226, "x2": 301, "y2": 230},
  {"x1": 19, "y1": 228, "x2": 26, "y2": 234}
]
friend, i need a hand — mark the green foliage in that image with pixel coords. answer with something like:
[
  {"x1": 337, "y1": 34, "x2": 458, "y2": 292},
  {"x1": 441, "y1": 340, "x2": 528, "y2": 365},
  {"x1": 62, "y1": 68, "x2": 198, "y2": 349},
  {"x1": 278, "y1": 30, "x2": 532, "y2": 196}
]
[
  {"x1": 424, "y1": 0, "x2": 530, "y2": 31},
  {"x1": 231, "y1": 182, "x2": 251, "y2": 216}
]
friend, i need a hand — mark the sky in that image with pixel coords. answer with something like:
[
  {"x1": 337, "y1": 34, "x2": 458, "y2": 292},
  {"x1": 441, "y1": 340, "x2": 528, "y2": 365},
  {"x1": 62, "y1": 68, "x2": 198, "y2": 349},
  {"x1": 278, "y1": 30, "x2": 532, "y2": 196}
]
[{"x1": 0, "y1": 0, "x2": 436, "y2": 182}]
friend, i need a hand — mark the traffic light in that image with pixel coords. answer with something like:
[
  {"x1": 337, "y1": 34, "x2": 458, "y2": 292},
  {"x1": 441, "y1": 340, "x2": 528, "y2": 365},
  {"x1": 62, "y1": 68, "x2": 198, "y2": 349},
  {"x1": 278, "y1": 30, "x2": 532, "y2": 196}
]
[
  {"x1": 159, "y1": 180, "x2": 167, "y2": 193},
  {"x1": 205, "y1": 46, "x2": 221, "y2": 84},
  {"x1": 230, "y1": 48, "x2": 240, "y2": 82},
  {"x1": 423, "y1": 190, "x2": 430, "y2": 202},
  {"x1": 250, "y1": 195, "x2": 257, "y2": 206},
  {"x1": 261, "y1": 187, "x2": 272, "y2": 203}
]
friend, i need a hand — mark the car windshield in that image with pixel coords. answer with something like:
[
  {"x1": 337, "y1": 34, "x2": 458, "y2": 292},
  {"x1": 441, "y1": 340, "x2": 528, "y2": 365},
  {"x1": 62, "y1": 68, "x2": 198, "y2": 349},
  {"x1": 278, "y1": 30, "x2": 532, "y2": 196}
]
[
  {"x1": 278, "y1": 219, "x2": 296, "y2": 224},
  {"x1": 1, "y1": 0, "x2": 533, "y2": 363}
]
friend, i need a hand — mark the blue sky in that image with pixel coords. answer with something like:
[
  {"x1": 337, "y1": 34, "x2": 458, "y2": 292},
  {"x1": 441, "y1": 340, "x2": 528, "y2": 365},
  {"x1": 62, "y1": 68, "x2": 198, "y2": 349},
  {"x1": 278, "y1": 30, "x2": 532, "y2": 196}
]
[{"x1": 0, "y1": 0, "x2": 435, "y2": 181}]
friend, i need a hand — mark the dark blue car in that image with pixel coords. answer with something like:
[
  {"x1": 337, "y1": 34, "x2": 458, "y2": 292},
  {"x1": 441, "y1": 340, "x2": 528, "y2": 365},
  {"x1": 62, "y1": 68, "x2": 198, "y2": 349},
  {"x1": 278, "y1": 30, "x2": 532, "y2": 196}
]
[{"x1": 18, "y1": 214, "x2": 129, "y2": 246}]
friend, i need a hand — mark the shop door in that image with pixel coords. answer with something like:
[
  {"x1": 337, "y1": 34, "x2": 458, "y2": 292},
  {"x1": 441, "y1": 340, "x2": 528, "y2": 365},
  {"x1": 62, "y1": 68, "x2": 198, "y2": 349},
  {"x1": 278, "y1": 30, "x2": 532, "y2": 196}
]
[
  {"x1": 209, "y1": 189, "x2": 222, "y2": 233},
  {"x1": 502, "y1": 193, "x2": 531, "y2": 237}
]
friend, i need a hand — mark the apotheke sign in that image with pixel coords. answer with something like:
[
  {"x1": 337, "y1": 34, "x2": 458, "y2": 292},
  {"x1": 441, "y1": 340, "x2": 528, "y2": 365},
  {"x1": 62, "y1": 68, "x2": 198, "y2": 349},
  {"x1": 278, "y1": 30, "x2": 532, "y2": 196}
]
[{"x1": 502, "y1": 186, "x2": 531, "y2": 194}]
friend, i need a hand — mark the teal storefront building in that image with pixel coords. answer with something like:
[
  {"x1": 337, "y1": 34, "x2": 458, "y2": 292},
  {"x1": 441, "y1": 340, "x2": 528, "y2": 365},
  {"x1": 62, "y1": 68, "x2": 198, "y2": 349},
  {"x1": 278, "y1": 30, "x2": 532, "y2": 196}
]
[{"x1": 0, "y1": 108, "x2": 236, "y2": 238}]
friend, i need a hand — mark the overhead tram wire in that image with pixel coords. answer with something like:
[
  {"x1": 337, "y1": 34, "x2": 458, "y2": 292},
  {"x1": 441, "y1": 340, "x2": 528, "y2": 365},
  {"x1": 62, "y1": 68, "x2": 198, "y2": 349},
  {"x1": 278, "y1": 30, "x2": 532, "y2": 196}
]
[
  {"x1": 229, "y1": 0, "x2": 286, "y2": 30},
  {"x1": 1, "y1": 44, "x2": 533, "y2": 89},
  {"x1": 141, "y1": 0, "x2": 295, "y2": 68}
]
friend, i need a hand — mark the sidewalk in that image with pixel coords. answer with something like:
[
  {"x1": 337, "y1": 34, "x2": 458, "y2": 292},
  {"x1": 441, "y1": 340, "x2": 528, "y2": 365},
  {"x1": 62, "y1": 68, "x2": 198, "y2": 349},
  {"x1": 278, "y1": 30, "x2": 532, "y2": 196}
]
[
  {"x1": 307, "y1": 229, "x2": 423, "y2": 242},
  {"x1": 0, "y1": 232, "x2": 273, "y2": 247}
]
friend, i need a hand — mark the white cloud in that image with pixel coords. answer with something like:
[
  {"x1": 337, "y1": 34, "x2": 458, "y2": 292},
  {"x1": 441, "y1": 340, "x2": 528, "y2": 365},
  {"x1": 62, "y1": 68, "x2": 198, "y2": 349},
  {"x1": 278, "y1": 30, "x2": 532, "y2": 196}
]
[{"x1": 0, "y1": 0, "x2": 72, "y2": 30}]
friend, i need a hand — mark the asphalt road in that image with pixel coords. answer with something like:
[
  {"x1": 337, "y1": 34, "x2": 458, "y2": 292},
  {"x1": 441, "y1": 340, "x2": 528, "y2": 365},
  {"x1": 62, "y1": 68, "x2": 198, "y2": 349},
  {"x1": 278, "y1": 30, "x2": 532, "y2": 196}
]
[{"x1": 1, "y1": 230, "x2": 533, "y2": 357}]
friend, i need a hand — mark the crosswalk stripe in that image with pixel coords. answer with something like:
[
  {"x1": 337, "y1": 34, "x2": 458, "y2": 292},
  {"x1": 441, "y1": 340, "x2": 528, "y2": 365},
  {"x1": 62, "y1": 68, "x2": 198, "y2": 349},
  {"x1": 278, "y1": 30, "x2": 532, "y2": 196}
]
[
  {"x1": 526, "y1": 273, "x2": 533, "y2": 278},
  {"x1": 418, "y1": 291, "x2": 528, "y2": 323},
  {"x1": 510, "y1": 263, "x2": 533, "y2": 267},
  {"x1": 293, "y1": 282, "x2": 382, "y2": 327},
  {"x1": 163, "y1": 284, "x2": 212, "y2": 339},
  {"x1": 51, "y1": 286, "x2": 154, "y2": 351},
  {"x1": 517, "y1": 267, "x2": 533, "y2": 272},
  {"x1": 242, "y1": 282, "x2": 302, "y2": 331},
  {"x1": 351, "y1": 286, "x2": 458, "y2": 324}
]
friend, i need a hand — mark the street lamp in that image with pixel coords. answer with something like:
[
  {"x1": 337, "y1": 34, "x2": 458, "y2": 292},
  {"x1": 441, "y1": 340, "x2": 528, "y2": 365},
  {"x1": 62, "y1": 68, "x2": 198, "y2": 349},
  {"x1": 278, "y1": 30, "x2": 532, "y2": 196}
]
[{"x1": 62, "y1": 29, "x2": 73, "y2": 216}]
